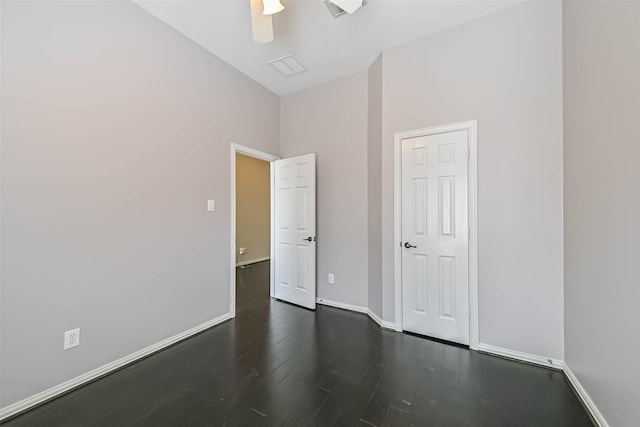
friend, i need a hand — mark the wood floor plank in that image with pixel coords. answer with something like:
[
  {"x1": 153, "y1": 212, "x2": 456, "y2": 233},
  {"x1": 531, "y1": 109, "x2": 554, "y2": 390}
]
[{"x1": 2, "y1": 261, "x2": 594, "y2": 426}]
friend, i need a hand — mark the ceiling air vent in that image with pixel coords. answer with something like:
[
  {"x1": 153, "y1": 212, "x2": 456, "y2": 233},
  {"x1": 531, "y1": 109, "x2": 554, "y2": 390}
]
[
  {"x1": 269, "y1": 54, "x2": 306, "y2": 77},
  {"x1": 324, "y1": 0, "x2": 367, "y2": 18}
]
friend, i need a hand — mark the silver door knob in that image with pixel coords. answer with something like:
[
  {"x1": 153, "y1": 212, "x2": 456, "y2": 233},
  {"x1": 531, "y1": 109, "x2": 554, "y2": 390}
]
[{"x1": 404, "y1": 242, "x2": 417, "y2": 249}]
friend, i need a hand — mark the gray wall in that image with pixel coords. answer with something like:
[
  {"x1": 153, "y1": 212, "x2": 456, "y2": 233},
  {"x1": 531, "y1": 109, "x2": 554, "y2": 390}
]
[
  {"x1": 6, "y1": 0, "x2": 634, "y2": 420},
  {"x1": 563, "y1": 1, "x2": 640, "y2": 425},
  {"x1": 0, "y1": 0, "x2": 279, "y2": 407},
  {"x1": 380, "y1": 1, "x2": 565, "y2": 359},
  {"x1": 280, "y1": 73, "x2": 369, "y2": 308},
  {"x1": 366, "y1": 55, "x2": 383, "y2": 317}
]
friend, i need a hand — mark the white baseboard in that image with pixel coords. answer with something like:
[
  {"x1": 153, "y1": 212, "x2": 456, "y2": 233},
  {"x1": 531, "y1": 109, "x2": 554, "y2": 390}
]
[
  {"x1": 366, "y1": 309, "x2": 396, "y2": 330},
  {"x1": 236, "y1": 256, "x2": 270, "y2": 267},
  {"x1": 316, "y1": 297, "x2": 367, "y2": 313},
  {"x1": 478, "y1": 343, "x2": 563, "y2": 370},
  {"x1": 1, "y1": 306, "x2": 607, "y2": 427},
  {"x1": 0, "y1": 312, "x2": 233, "y2": 421},
  {"x1": 479, "y1": 344, "x2": 607, "y2": 426},
  {"x1": 563, "y1": 364, "x2": 609, "y2": 427},
  {"x1": 316, "y1": 298, "x2": 396, "y2": 330}
]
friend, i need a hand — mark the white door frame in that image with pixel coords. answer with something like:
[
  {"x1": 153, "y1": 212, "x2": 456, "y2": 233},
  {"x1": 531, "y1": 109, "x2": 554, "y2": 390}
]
[
  {"x1": 230, "y1": 142, "x2": 279, "y2": 318},
  {"x1": 393, "y1": 120, "x2": 479, "y2": 350}
]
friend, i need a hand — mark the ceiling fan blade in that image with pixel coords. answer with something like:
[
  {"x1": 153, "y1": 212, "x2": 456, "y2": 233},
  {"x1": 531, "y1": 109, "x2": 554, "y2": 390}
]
[
  {"x1": 250, "y1": 0, "x2": 273, "y2": 44},
  {"x1": 329, "y1": 0, "x2": 363, "y2": 14}
]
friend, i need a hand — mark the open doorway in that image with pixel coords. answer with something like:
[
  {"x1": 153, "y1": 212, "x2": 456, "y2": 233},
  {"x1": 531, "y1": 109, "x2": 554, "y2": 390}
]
[
  {"x1": 235, "y1": 153, "x2": 271, "y2": 310},
  {"x1": 236, "y1": 153, "x2": 271, "y2": 269},
  {"x1": 229, "y1": 143, "x2": 279, "y2": 317},
  {"x1": 230, "y1": 143, "x2": 317, "y2": 317}
]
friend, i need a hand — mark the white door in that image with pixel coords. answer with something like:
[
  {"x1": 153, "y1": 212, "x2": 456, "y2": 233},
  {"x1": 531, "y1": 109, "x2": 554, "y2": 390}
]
[
  {"x1": 274, "y1": 153, "x2": 316, "y2": 309},
  {"x1": 401, "y1": 131, "x2": 469, "y2": 344}
]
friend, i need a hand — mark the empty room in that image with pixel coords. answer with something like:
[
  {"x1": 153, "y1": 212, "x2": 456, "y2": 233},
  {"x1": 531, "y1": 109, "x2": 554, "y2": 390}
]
[{"x1": 1, "y1": 0, "x2": 638, "y2": 426}]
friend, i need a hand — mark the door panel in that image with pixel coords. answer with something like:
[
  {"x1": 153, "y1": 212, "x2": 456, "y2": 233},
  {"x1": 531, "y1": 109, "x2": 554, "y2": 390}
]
[
  {"x1": 401, "y1": 131, "x2": 469, "y2": 345},
  {"x1": 274, "y1": 153, "x2": 316, "y2": 309}
]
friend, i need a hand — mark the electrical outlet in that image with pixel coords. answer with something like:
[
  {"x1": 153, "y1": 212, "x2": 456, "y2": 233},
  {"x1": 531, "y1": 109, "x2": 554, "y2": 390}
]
[
  {"x1": 328, "y1": 273, "x2": 335, "y2": 284},
  {"x1": 239, "y1": 247, "x2": 247, "y2": 255},
  {"x1": 207, "y1": 199, "x2": 215, "y2": 212},
  {"x1": 64, "y1": 328, "x2": 80, "y2": 350}
]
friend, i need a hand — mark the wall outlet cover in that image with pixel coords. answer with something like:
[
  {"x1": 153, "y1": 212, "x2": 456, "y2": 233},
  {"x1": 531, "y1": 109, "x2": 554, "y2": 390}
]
[{"x1": 64, "y1": 328, "x2": 80, "y2": 350}]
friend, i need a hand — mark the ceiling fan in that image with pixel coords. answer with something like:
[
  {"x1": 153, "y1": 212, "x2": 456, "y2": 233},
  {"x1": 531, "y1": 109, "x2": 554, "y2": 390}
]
[{"x1": 250, "y1": 0, "x2": 365, "y2": 44}]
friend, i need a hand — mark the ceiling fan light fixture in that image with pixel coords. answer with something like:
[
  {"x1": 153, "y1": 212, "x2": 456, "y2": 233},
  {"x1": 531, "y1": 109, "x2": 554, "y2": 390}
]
[
  {"x1": 329, "y1": 0, "x2": 363, "y2": 15},
  {"x1": 263, "y1": 0, "x2": 284, "y2": 15}
]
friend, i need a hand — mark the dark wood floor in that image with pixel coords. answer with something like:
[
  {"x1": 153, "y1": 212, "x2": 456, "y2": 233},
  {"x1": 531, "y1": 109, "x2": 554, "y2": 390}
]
[{"x1": 3, "y1": 261, "x2": 593, "y2": 426}]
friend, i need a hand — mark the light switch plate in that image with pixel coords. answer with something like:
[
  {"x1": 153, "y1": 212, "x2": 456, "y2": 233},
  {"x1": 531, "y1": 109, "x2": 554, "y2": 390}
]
[
  {"x1": 328, "y1": 273, "x2": 335, "y2": 284},
  {"x1": 207, "y1": 199, "x2": 215, "y2": 212}
]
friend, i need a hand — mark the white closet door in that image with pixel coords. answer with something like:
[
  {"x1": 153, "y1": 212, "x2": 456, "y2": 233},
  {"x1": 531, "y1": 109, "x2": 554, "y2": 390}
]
[{"x1": 401, "y1": 131, "x2": 469, "y2": 345}]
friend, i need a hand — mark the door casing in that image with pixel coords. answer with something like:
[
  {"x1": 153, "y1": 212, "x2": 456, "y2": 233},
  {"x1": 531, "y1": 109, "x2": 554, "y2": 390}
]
[
  {"x1": 230, "y1": 142, "x2": 279, "y2": 318},
  {"x1": 393, "y1": 121, "x2": 479, "y2": 350}
]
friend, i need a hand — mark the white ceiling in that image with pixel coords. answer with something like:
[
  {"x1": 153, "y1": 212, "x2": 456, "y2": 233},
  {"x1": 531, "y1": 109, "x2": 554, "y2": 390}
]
[{"x1": 134, "y1": 0, "x2": 522, "y2": 95}]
